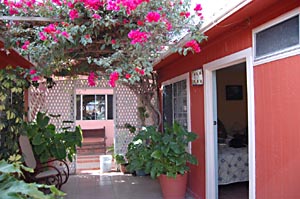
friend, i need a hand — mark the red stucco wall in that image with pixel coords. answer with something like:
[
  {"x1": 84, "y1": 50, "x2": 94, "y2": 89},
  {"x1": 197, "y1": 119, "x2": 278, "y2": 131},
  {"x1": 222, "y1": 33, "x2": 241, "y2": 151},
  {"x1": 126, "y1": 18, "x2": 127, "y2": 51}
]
[{"x1": 156, "y1": 1, "x2": 300, "y2": 198}]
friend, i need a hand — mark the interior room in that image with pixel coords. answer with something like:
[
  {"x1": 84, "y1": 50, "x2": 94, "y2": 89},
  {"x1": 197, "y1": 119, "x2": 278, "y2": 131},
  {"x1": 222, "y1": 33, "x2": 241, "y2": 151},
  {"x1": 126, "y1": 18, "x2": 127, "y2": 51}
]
[{"x1": 216, "y1": 63, "x2": 249, "y2": 199}]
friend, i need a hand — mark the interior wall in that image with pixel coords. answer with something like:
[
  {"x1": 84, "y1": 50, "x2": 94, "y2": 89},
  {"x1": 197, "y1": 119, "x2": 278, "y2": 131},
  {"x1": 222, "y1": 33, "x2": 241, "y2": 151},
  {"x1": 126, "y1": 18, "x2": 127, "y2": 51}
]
[{"x1": 216, "y1": 63, "x2": 247, "y2": 136}]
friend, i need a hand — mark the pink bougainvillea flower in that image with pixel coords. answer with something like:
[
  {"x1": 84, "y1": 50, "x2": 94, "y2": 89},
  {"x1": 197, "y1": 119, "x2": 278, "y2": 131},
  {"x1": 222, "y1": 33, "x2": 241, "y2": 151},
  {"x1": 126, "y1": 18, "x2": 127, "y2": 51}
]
[
  {"x1": 52, "y1": 0, "x2": 62, "y2": 6},
  {"x1": 39, "y1": 32, "x2": 47, "y2": 41},
  {"x1": 139, "y1": 69, "x2": 145, "y2": 75},
  {"x1": 162, "y1": 18, "x2": 172, "y2": 31},
  {"x1": 9, "y1": 8, "x2": 19, "y2": 15},
  {"x1": 180, "y1": 11, "x2": 190, "y2": 18},
  {"x1": 25, "y1": 0, "x2": 35, "y2": 8},
  {"x1": 135, "y1": 67, "x2": 144, "y2": 75},
  {"x1": 88, "y1": 72, "x2": 96, "y2": 86},
  {"x1": 194, "y1": 4, "x2": 202, "y2": 11},
  {"x1": 22, "y1": 41, "x2": 30, "y2": 50},
  {"x1": 85, "y1": 34, "x2": 91, "y2": 39},
  {"x1": 83, "y1": 0, "x2": 103, "y2": 10},
  {"x1": 125, "y1": 74, "x2": 131, "y2": 79},
  {"x1": 43, "y1": 24, "x2": 56, "y2": 34},
  {"x1": 92, "y1": 13, "x2": 101, "y2": 19},
  {"x1": 111, "y1": 39, "x2": 116, "y2": 44},
  {"x1": 109, "y1": 71, "x2": 119, "y2": 87},
  {"x1": 137, "y1": 20, "x2": 144, "y2": 26},
  {"x1": 29, "y1": 69, "x2": 36, "y2": 75},
  {"x1": 61, "y1": 31, "x2": 69, "y2": 38},
  {"x1": 123, "y1": 19, "x2": 129, "y2": 24},
  {"x1": 106, "y1": 0, "x2": 120, "y2": 11},
  {"x1": 107, "y1": 0, "x2": 149, "y2": 15},
  {"x1": 185, "y1": 40, "x2": 201, "y2": 53},
  {"x1": 69, "y1": 9, "x2": 79, "y2": 20},
  {"x1": 128, "y1": 29, "x2": 149, "y2": 44},
  {"x1": 32, "y1": 76, "x2": 40, "y2": 81},
  {"x1": 67, "y1": 2, "x2": 74, "y2": 9},
  {"x1": 146, "y1": 11, "x2": 160, "y2": 22}
]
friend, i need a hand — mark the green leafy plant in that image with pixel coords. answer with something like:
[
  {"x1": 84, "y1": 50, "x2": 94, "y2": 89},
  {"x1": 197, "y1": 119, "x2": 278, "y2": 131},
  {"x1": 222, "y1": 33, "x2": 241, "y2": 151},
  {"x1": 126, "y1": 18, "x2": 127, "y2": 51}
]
[
  {"x1": 125, "y1": 127, "x2": 151, "y2": 174},
  {"x1": 126, "y1": 122, "x2": 198, "y2": 179},
  {"x1": 24, "y1": 112, "x2": 83, "y2": 163},
  {"x1": 150, "y1": 122, "x2": 198, "y2": 178},
  {"x1": 0, "y1": 158, "x2": 65, "y2": 199},
  {"x1": 114, "y1": 154, "x2": 126, "y2": 165}
]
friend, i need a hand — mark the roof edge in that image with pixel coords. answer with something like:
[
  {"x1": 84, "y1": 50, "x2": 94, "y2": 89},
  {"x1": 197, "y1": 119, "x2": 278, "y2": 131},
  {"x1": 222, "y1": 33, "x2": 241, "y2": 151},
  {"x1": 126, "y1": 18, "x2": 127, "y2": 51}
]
[{"x1": 153, "y1": 0, "x2": 253, "y2": 68}]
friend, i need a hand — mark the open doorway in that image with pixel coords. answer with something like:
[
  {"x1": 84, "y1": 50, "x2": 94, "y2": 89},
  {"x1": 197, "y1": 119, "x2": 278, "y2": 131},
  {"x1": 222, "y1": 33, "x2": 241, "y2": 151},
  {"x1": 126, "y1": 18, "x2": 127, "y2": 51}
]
[
  {"x1": 203, "y1": 48, "x2": 255, "y2": 199},
  {"x1": 216, "y1": 63, "x2": 249, "y2": 199}
]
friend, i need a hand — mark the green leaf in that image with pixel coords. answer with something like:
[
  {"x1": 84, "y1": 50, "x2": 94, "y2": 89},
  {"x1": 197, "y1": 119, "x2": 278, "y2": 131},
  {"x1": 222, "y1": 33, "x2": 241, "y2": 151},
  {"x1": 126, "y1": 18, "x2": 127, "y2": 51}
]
[
  {"x1": 32, "y1": 134, "x2": 44, "y2": 145},
  {"x1": 151, "y1": 150, "x2": 162, "y2": 159}
]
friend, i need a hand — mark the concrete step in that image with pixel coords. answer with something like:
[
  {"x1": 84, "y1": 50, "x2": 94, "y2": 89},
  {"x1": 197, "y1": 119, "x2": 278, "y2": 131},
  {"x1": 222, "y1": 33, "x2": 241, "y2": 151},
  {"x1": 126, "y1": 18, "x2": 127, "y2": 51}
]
[{"x1": 76, "y1": 154, "x2": 115, "y2": 174}]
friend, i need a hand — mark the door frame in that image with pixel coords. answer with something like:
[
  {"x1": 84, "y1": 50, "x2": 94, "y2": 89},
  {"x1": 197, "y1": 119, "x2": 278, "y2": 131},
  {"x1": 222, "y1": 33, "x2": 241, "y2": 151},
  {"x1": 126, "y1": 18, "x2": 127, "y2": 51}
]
[{"x1": 203, "y1": 48, "x2": 256, "y2": 199}]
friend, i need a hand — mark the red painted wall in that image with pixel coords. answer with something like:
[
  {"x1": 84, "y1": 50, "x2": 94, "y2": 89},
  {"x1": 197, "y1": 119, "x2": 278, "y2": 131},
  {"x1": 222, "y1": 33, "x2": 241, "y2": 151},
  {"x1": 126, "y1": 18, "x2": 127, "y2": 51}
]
[
  {"x1": 255, "y1": 55, "x2": 300, "y2": 199},
  {"x1": 156, "y1": 1, "x2": 300, "y2": 198}
]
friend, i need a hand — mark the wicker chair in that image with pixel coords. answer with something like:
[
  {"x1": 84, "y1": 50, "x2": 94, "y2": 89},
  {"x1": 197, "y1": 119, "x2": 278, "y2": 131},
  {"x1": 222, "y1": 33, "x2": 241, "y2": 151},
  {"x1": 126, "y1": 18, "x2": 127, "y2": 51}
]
[{"x1": 18, "y1": 135, "x2": 69, "y2": 189}]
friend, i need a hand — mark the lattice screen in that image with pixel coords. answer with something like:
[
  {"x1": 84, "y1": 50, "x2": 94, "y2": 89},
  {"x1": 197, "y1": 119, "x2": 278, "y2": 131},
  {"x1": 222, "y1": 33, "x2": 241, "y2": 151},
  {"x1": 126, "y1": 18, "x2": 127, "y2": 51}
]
[
  {"x1": 28, "y1": 77, "x2": 139, "y2": 171},
  {"x1": 115, "y1": 83, "x2": 139, "y2": 155}
]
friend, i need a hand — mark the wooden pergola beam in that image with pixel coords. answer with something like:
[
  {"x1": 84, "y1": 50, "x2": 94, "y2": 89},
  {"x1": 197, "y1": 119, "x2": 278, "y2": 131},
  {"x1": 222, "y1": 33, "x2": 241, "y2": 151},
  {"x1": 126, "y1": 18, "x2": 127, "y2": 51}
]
[{"x1": 0, "y1": 16, "x2": 62, "y2": 22}]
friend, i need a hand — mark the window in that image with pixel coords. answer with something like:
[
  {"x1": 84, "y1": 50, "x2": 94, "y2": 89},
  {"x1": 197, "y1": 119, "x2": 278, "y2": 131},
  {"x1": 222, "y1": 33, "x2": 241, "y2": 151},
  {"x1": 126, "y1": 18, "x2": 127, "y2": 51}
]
[
  {"x1": 253, "y1": 10, "x2": 300, "y2": 61},
  {"x1": 76, "y1": 94, "x2": 113, "y2": 120},
  {"x1": 163, "y1": 79, "x2": 188, "y2": 130}
]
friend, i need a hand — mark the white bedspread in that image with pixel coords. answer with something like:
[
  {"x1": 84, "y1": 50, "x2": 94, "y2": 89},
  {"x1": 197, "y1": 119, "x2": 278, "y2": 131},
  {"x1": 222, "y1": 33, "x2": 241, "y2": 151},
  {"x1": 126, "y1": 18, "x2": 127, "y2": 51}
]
[{"x1": 218, "y1": 145, "x2": 248, "y2": 185}]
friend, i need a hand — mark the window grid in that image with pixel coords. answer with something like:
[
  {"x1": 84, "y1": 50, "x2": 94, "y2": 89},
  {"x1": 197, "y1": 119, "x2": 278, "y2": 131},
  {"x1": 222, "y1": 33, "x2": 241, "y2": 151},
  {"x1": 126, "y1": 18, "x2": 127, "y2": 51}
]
[
  {"x1": 76, "y1": 94, "x2": 113, "y2": 121},
  {"x1": 163, "y1": 79, "x2": 187, "y2": 130}
]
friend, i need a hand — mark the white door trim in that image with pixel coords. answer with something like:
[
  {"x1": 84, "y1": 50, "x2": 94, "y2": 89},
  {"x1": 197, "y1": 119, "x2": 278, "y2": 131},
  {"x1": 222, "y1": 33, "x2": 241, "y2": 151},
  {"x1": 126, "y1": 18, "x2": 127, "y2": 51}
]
[{"x1": 203, "y1": 48, "x2": 256, "y2": 199}]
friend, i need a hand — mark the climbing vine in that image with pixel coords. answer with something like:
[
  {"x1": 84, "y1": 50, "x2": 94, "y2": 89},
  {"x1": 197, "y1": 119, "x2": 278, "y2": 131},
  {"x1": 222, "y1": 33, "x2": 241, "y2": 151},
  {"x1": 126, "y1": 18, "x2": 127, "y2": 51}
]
[{"x1": 0, "y1": 67, "x2": 30, "y2": 159}]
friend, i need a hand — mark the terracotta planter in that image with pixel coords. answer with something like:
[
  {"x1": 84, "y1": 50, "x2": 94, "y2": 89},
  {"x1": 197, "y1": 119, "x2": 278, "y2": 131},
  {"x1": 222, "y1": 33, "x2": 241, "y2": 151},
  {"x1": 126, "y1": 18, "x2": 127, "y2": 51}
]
[
  {"x1": 159, "y1": 172, "x2": 188, "y2": 199},
  {"x1": 120, "y1": 163, "x2": 128, "y2": 173}
]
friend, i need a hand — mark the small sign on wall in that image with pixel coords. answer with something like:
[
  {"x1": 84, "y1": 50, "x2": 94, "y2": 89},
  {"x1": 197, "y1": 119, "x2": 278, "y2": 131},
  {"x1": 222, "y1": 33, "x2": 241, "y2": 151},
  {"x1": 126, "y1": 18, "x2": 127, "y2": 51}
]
[{"x1": 192, "y1": 69, "x2": 203, "y2": 85}]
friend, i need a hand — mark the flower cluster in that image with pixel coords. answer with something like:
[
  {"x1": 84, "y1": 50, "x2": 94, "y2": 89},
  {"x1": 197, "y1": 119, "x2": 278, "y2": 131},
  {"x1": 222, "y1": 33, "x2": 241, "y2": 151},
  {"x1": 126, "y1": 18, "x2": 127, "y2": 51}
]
[
  {"x1": 88, "y1": 72, "x2": 97, "y2": 86},
  {"x1": 135, "y1": 68, "x2": 145, "y2": 75},
  {"x1": 184, "y1": 40, "x2": 201, "y2": 53},
  {"x1": 194, "y1": 3, "x2": 203, "y2": 18},
  {"x1": 28, "y1": 69, "x2": 40, "y2": 81},
  {"x1": 128, "y1": 29, "x2": 149, "y2": 44},
  {"x1": 109, "y1": 71, "x2": 119, "y2": 87},
  {"x1": 21, "y1": 41, "x2": 30, "y2": 50},
  {"x1": 146, "y1": 11, "x2": 161, "y2": 22},
  {"x1": 107, "y1": 0, "x2": 149, "y2": 14}
]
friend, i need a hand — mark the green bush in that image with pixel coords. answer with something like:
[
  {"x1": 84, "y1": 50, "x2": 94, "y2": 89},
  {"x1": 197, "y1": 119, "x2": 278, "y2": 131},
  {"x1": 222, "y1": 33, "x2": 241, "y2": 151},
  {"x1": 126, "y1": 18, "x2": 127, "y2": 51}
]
[{"x1": 23, "y1": 112, "x2": 83, "y2": 163}]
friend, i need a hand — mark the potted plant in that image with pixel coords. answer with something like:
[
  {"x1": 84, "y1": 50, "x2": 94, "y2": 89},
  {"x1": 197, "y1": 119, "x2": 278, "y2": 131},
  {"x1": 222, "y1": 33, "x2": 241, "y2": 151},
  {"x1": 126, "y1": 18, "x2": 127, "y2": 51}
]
[
  {"x1": 23, "y1": 112, "x2": 83, "y2": 163},
  {"x1": 126, "y1": 135, "x2": 150, "y2": 176},
  {"x1": 127, "y1": 123, "x2": 198, "y2": 199},
  {"x1": 114, "y1": 154, "x2": 128, "y2": 173}
]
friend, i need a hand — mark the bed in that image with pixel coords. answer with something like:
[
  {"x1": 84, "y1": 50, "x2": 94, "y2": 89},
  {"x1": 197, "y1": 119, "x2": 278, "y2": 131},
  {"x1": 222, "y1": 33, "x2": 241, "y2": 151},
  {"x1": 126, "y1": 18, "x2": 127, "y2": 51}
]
[{"x1": 218, "y1": 144, "x2": 248, "y2": 185}]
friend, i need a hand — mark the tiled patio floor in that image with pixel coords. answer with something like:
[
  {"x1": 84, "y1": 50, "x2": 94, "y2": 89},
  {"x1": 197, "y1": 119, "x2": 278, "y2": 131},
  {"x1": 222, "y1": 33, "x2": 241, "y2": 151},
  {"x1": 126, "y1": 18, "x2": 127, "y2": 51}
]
[{"x1": 61, "y1": 170, "x2": 194, "y2": 199}]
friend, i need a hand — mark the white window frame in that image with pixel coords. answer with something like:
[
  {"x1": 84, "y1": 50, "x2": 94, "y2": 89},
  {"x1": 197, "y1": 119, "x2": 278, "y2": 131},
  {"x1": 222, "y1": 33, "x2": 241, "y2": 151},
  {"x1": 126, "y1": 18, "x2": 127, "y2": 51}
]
[
  {"x1": 204, "y1": 48, "x2": 255, "y2": 199},
  {"x1": 161, "y1": 73, "x2": 191, "y2": 152},
  {"x1": 75, "y1": 88, "x2": 114, "y2": 121},
  {"x1": 253, "y1": 7, "x2": 300, "y2": 66}
]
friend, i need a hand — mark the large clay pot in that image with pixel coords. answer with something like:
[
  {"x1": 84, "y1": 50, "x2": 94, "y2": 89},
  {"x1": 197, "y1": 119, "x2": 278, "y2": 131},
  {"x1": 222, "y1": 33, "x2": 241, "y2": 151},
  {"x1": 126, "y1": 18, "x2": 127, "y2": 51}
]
[{"x1": 159, "y1": 172, "x2": 188, "y2": 199}]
